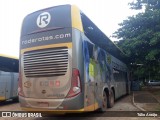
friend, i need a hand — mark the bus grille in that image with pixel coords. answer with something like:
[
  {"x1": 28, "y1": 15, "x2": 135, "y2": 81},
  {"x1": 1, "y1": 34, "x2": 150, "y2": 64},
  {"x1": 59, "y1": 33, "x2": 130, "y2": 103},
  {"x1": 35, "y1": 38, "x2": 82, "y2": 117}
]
[{"x1": 23, "y1": 47, "x2": 68, "y2": 77}]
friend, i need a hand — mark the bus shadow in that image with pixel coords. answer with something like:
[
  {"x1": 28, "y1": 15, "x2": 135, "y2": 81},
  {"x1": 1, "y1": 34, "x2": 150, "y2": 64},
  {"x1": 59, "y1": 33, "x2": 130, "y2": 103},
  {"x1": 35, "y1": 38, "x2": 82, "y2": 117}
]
[
  {"x1": 114, "y1": 94, "x2": 131, "y2": 103},
  {"x1": 0, "y1": 99, "x2": 19, "y2": 106},
  {"x1": 33, "y1": 111, "x2": 106, "y2": 120},
  {"x1": 32, "y1": 95, "x2": 131, "y2": 120}
]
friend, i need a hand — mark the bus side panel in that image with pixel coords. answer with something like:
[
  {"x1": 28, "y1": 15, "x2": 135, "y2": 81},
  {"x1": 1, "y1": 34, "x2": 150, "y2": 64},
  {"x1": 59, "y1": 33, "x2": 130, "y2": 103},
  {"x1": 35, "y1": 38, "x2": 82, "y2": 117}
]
[
  {"x1": 0, "y1": 71, "x2": 12, "y2": 100},
  {"x1": 0, "y1": 71, "x2": 6, "y2": 101},
  {"x1": 12, "y1": 73, "x2": 18, "y2": 98},
  {"x1": 72, "y1": 28, "x2": 84, "y2": 109},
  {"x1": 111, "y1": 56, "x2": 128, "y2": 99},
  {"x1": 0, "y1": 83, "x2": 5, "y2": 101},
  {"x1": 10, "y1": 73, "x2": 14, "y2": 98}
]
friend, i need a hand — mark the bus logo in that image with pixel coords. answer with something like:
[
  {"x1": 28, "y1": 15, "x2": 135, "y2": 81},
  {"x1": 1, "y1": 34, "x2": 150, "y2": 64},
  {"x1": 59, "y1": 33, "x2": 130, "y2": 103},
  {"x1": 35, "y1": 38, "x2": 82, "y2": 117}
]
[
  {"x1": 24, "y1": 81, "x2": 31, "y2": 88},
  {"x1": 37, "y1": 12, "x2": 51, "y2": 28}
]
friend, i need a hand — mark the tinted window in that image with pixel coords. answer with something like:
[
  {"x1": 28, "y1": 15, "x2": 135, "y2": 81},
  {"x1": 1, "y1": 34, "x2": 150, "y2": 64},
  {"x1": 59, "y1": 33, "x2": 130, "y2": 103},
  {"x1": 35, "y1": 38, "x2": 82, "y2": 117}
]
[{"x1": 0, "y1": 57, "x2": 19, "y2": 72}]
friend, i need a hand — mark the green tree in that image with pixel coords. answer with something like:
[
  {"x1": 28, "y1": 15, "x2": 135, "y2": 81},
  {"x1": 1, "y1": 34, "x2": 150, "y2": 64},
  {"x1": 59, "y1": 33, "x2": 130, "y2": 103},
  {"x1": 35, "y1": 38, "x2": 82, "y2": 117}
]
[{"x1": 113, "y1": 0, "x2": 160, "y2": 80}]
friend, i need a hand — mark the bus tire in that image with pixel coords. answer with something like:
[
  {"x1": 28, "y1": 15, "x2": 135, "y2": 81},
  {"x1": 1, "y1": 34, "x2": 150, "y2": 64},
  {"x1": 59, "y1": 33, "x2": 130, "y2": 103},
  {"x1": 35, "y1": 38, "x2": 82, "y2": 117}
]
[
  {"x1": 99, "y1": 91, "x2": 107, "y2": 112},
  {"x1": 107, "y1": 89, "x2": 114, "y2": 108}
]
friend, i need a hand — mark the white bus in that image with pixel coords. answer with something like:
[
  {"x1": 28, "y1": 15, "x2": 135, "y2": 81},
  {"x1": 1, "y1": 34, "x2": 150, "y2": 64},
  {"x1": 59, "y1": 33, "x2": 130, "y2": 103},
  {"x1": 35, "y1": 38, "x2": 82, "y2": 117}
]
[
  {"x1": 0, "y1": 54, "x2": 19, "y2": 101},
  {"x1": 19, "y1": 5, "x2": 130, "y2": 113}
]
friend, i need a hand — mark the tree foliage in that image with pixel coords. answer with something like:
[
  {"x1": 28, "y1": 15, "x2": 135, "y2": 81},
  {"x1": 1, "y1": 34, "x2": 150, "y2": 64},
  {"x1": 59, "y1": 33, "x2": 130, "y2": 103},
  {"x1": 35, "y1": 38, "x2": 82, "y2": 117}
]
[{"x1": 114, "y1": 0, "x2": 160, "y2": 80}]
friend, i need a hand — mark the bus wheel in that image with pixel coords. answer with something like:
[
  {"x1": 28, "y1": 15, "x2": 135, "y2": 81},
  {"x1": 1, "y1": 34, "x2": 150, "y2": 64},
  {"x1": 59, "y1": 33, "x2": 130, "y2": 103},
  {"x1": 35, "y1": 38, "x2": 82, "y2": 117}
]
[
  {"x1": 107, "y1": 89, "x2": 114, "y2": 108},
  {"x1": 100, "y1": 91, "x2": 107, "y2": 111}
]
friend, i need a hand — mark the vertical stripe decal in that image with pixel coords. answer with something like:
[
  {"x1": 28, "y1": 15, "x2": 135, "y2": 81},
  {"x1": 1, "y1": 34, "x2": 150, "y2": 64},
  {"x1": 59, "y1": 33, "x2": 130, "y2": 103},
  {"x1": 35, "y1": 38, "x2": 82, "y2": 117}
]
[{"x1": 71, "y1": 5, "x2": 84, "y2": 32}]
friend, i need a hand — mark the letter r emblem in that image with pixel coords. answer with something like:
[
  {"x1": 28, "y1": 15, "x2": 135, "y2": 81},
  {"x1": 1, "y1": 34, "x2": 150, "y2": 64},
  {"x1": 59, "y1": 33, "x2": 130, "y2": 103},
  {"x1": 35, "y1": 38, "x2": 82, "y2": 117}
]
[{"x1": 37, "y1": 12, "x2": 51, "y2": 28}]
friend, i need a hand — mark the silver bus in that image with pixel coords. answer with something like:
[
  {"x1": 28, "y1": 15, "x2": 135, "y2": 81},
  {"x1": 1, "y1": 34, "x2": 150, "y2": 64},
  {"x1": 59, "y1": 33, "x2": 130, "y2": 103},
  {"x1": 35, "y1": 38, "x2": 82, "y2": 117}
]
[
  {"x1": 0, "y1": 54, "x2": 19, "y2": 101},
  {"x1": 19, "y1": 5, "x2": 130, "y2": 113}
]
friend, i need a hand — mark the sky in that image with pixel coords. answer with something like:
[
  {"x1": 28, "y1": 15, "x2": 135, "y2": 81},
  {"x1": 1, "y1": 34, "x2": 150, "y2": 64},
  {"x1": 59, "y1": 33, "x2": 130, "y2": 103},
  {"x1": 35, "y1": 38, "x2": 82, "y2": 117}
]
[{"x1": 0, "y1": 0, "x2": 138, "y2": 57}]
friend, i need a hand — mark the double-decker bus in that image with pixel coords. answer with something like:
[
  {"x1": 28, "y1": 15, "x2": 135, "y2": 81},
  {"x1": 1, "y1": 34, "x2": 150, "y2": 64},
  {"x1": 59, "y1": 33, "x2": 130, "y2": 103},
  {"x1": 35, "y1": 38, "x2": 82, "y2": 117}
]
[
  {"x1": 0, "y1": 54, "x2": 19, "y2": 101},
  {"x1": 19, "y1": 5, "x2": 130, "y2": 112}
]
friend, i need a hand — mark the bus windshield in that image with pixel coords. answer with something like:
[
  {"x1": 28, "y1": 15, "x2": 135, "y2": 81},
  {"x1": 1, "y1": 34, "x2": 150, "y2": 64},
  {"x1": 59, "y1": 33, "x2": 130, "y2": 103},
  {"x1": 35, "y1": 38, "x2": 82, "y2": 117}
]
[{"x1": 0, "y1": 56, "x2": 18, "y2": 72}]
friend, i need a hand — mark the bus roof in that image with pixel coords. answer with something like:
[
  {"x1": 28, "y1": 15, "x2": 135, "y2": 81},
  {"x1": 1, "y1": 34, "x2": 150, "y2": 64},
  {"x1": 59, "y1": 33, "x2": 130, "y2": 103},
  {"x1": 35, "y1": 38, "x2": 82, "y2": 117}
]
[
  {"x1": 21, "y1": 5, "x2": 72, "y2": 36},
  {"x1": 0, "y1": 54, "x2": 18, "y2": 60},
  {"x1": 80, "y1": 12, "x2": 128, "y2": 63}
]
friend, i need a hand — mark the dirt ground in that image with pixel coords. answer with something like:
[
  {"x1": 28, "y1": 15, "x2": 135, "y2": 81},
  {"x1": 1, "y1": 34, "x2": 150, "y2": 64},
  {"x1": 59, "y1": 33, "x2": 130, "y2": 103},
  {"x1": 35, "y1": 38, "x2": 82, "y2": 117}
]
[
  {"x1": 135, "y1": 86, "x2": 160, "y2": 111},
  {"x1": 148, "y1": 86, "x2": 160, "y2": 102},
  {"x1": 0, "y1": 86, "x2": 159, "y2": 120}
]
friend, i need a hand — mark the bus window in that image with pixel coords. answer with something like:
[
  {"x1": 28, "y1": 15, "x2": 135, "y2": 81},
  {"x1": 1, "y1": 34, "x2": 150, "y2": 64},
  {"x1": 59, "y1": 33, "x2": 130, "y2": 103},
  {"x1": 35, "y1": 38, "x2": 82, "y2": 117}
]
[{"x1": 0, "y1": 56, "x2": 19, "y2": 72}]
